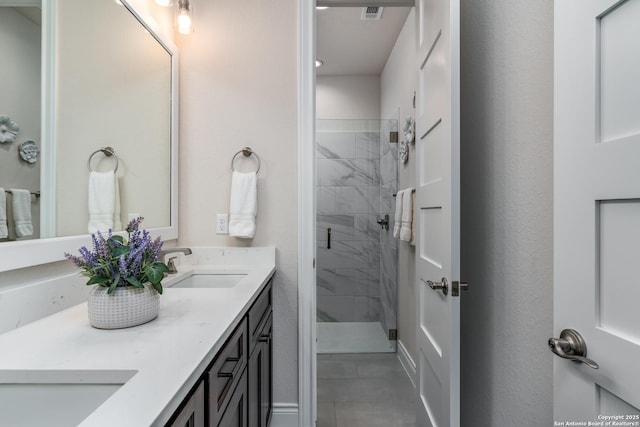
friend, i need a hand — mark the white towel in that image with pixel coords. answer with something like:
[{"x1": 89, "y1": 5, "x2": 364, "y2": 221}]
[
  {"x1": 399, "y1": 188, "x2": 414, "y2": 243},
  {"x1": 88, "y1": 171, "x2": 121, "y2": 233},
  {"x1": 10, "y1": 189, "x2": 33, "y2": 237},
  {"x1": 410, "y1": 191, "x2": 416, "y2": 246},
  {"x1": 393, "y1": 189, "x2": 404, "y2": 238},
  {"x1": 113, "y1": 176, "x2": 122, "y2": 231},
  {"x1": 0, "y1": 188, "x2": 7, "y2": 238},
  {"x1": 229, "y1": 171, "x2": 257, "y2": 238}
]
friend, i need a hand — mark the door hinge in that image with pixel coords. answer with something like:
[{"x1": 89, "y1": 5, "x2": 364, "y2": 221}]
[
  {"x1": 452, "y1": 281, "x2": 469, "y2": 297},
  {"x1": 389, "y1": 329, "x2": 397, "y2": 340}
]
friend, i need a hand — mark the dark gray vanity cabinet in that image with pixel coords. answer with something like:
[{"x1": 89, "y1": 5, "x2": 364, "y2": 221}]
[
  {"x1": 247, "y1": 281, "x2": 273, "y2": 427},
  {"x1": 168, "y1": 381, "x2": 206, "y2": 427},
  {"x1": 166, "y1": 278, "x2": 273, "y2": 427}
]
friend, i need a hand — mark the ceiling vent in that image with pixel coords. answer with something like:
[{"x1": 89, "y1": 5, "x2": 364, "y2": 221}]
[{"x1": 361, "y1": 6, "x2": 384, "y2": 20}]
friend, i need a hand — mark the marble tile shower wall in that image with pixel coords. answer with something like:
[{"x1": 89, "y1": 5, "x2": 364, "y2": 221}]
[
  {"x1": 379, "y1": 120, "x2": 398, "y2": 338},
  {"x1": 316, "y1": 131, "x2": 382, "y2": 323}
]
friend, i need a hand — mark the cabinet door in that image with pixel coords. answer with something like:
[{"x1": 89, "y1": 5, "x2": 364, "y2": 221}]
[
  {"x1": 260, "y1": 315, "x2": 272, "y2": 427},
  {"x1": 248, "y1": 312, "x2": 272, "y2": 427},
  {"x1": 248, "y1": 341, "x2": 261, "y2": 427},
  {"x1": 168, "y1": 380, "x2": 205, "y2": 427},
  {"x1": 209, "y1": 318, "x2": 248, "y2": 426},
  {"x1": 219, "y1": 369, "x2": 248, "y2": 427}
]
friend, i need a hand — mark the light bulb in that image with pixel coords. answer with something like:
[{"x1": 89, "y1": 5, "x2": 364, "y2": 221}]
[{"x1": 178, "y1": 9, "x2": 192, "y2": 34}]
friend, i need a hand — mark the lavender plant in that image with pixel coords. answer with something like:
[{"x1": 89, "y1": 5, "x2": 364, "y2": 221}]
[{"x1": 65, "y1": 217, "x2": 169, "y2": 295}]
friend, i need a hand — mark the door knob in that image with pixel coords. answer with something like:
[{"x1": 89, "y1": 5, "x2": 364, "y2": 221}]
[
  {"x1": 548, "y1": 329, "x2": 599, "y2": 369},
  {"x1": 421, "y1": 277, "x2": 448, "y2": 296}
]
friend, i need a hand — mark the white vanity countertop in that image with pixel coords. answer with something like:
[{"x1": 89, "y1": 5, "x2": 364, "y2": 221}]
[{"x1": 0, "y1": 247, "x2": 276, "y2": 427}]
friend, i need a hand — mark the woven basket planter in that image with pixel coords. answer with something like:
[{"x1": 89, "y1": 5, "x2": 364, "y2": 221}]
[{"x1": 87, "y1": 284, "x2": 160, "y2": 329}]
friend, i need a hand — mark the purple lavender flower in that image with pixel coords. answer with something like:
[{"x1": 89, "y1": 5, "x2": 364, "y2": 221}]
[
  {"x1": 95, "y1": 231, "x2": 109, "y2": 260},
  {"x1": 126, "y1": 216, "x2": 144, "y2": 233},
  {"x1": 78, "y1": 246, "x2": 98, "y2": 268},
  {"x1": 64, "y1": 253, "x2": 86, "y2": 269},
  {"x1": 118, "y1": 255, "x2": 128, "y2": 280}
]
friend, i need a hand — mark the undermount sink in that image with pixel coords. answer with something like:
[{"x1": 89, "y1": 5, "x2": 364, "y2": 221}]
[
  {"x1": 0, "y1": 370, "x2": 136, "y2": 427},
  {"x1": 171, "y1": 273, "x2": 247, "y2": 289}
]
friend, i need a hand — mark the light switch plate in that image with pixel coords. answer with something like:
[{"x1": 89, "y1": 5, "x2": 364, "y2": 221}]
[{"x1": 216, "y1": 214, "x2": 228, "y2": 235}]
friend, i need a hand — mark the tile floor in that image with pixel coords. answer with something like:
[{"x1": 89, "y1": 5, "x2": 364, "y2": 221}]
[{"x1": 317, "y1": 353, "x2": 417, "y2": 427}]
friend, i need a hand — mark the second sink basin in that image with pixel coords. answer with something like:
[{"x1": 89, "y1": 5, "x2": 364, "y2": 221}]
[
  {"x1": 0, "y1": 369, "x2": 136, "y2": 427},
  {"x1": 171, "y1": 273, "x2": 247, "y2": 289}
]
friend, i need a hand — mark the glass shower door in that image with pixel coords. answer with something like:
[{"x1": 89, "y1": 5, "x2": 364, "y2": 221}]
[{"x1": 315, "y1": 119, "x2": 398, "y2": 353}]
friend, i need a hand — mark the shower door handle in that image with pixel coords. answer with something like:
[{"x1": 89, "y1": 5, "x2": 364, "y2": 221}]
[{"x1": 327, "y1": 227, "x2": 331, "y2": 249}]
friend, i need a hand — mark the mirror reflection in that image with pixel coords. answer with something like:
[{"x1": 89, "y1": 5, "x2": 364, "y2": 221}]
[
  {"x1": 0, "y1": 3, "x2": 42, "y2": 241},
  {"x1": 0, "y1": 0, "x2": 172, "y2": 243}
]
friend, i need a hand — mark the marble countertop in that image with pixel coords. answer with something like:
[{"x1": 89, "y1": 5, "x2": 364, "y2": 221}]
[{"x1": 0, "y1": 247, "x2": 276, "y2": 427}]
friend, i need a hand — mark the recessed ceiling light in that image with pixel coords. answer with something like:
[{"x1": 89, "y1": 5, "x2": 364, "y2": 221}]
[{"x1": 315, "y1": 59, "x2": 324, "y2": 68}]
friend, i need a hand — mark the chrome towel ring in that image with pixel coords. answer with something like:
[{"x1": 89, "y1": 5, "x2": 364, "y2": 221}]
[
  {"x1": 87, "y1": 147, "x2": 119, "y2": 173},
  {"x1": 231, "y1": 147, "x2": 261, "y2": 174}
]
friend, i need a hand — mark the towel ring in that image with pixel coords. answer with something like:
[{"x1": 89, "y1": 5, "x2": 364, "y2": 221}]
[
  {"x1": 87, "y1": 147, "x2": 119, "y2": 173},
  {"x1": 231, "y1": 147, "x2": 261, "y2": 174}
]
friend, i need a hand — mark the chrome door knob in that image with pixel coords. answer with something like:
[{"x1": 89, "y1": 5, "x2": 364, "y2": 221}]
[
  {"x1": 548, "y1": 329, "x2": 599, "y2": 369},
  {"x1": 421, "y1": 277, "x2": 449, "y2": 296}
]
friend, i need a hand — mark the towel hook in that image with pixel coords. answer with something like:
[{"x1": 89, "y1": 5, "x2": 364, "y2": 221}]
[
  {"x1": 87, "y1": 147, "x2": 119, "y2": 173},
  {"x1": 231, "y1": 146, "x2": 261, "y2": 174}
]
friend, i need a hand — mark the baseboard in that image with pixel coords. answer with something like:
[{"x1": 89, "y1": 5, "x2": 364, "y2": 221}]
[
  {"x1": 270, "y1": 403, "x2": 299, "y2": 427},
  {"x1": 397, "y1": 339, "x2": 417, "y2": 389}
]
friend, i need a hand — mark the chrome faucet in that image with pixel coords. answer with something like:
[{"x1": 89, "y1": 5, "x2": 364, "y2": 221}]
[{"x1": 158, "y1": 247, "x2": 193, "y2": 274}]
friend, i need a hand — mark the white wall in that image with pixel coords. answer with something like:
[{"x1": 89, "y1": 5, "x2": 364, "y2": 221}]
[
  {"x1": 460, "y1": 0, "x2": 554, "y2": 425},
  {"x1": 316, "y1": 76, "x2": 380, "y2": 120},
  {"x1": 380, "y1": 9, "x2": 417, "y2": 366},
  {"x1": 176, "y1": 0, "x2": 299, "y2": 406}
]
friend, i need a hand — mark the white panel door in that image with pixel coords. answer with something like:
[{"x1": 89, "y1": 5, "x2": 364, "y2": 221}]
[
  {"x1": 414, "y1": 0, "x2": 461, "y2": 425},
  {"x1": 554, "y1": 0, "x2": 640, "y2": 422}
]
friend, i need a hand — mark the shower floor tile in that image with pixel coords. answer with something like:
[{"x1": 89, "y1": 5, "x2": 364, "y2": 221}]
[{"x1": 317, "y1": 322, "x2": 395, "y2": 353}]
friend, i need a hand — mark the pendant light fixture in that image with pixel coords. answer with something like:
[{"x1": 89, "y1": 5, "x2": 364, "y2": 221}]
[{"x1": 177, "y1": 0, "x2": 193, "y2": 35}]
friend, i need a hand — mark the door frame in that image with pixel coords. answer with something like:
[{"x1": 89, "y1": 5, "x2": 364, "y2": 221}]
[
  {"x1": 297, "y1": 1, "x2": 316, "y2": 426},
  {"x1": 297, "y1": 2, "x2": 417, "y2": 424}
]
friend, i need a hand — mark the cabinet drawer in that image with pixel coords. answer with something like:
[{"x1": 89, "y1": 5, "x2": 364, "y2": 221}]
[
  {"x1": 208, "y1": 318, "x2": 248, "y2": 426},
  {"x1": 247, "y1": 279, "x2": 272, "y2": 351}
]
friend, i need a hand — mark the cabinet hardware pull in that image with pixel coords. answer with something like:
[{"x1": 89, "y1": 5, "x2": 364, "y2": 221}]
[
  {"x1": 225, "y1": 357, "x2": 239, "y2": 363},
  {"x1": 217, "y1": 372, "x2": 234, "y2": 378},
  {"x1": 259, "y1": 333, "x2": 272, "y2": 344}
]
